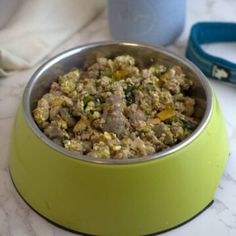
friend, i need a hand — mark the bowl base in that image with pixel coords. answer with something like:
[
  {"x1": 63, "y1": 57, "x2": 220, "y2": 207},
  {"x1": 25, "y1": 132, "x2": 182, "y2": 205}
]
[{"x1": 10, "y1": 171, "x2": 213, "y2": 236}]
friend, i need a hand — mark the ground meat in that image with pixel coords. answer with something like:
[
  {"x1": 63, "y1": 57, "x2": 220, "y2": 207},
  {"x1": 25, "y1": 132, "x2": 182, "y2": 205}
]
[
  {"x1": 163, "y1": 78, "x2": 181, "y2": 94},
  {"x1": 107, "y1": 89, "x2": 124, "y2": 106},
  {"x1": 125, "y1": 104, "x2": 146, "y2": 128},
  {"x1": 101, "y1": 107, "x2": 128, "y2": 136},
  {"x1": 131, "y1": 137, "x2": 156, "y2": 157},
  {"x1": 153, "y1": 123, "x2": 175, "y2": 145},
  {"x1": 33, "y1": 55, "x2": 200, "y2": 159},
  {"x1": 183, "y1": 97, "x2": 195, "y2": 116}
]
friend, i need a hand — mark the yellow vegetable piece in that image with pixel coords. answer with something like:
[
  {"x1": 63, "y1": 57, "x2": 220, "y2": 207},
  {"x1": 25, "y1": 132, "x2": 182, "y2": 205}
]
[
  {"x1": 73, "y1": 118, "x2": 88, "y2": 133},
  {"x1": 157, "y1": 108, "x2": 176, "y2": 121},
  {"x1": 113, "y1": 69, "x2": 126, "y2": 80},
  {"x1": 112, "y1": 145, "x2": 122, "y2": 151},
  {"x1": 103, "y1": 132, "x2": 112, "y2": 141},
  {"x1": 160, "y1": 69, "x2": 175, "y2": 81},
  {"x1": 160, "y1": 73, "x2": 170, "y2": 81},
  {"x1": 51, "y1": 98, "x2": 65, "y2": 107}
]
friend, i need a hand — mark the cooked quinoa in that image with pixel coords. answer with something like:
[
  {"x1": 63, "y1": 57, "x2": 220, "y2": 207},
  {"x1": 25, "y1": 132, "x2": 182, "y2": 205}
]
[{"x1": 33, "y1": 55, "x2": 200, "y2": 159}]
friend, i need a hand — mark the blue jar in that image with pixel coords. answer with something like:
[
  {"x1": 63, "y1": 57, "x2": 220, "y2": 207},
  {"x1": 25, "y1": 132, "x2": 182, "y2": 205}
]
[{"x1": 107, "y1": 0, "x2": 186, "y2": 46}]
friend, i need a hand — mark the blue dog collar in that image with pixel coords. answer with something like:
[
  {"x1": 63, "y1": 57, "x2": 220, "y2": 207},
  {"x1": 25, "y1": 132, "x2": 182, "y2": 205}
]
[{"x1": 186, "y1": 22, "x2": 236, "y2": 84}]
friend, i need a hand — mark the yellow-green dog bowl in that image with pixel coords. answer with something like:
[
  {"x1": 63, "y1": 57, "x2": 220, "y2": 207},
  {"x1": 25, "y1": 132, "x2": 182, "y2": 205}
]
[{"x1": 9, "y1": 42, "x2": 229, "y2": 236}]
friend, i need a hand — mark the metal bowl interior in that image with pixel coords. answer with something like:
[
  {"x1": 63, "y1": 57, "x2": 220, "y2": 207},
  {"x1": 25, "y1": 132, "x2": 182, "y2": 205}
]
[{"x1": 23, "y1": 41, "x2": 213, "y2": 164}]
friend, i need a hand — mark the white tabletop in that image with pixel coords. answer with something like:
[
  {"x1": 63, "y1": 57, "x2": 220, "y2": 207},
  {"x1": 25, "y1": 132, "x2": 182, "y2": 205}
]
[{"x1": 0, "y1": 0, "x2": 236, "y2": 235}]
